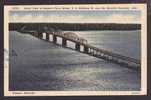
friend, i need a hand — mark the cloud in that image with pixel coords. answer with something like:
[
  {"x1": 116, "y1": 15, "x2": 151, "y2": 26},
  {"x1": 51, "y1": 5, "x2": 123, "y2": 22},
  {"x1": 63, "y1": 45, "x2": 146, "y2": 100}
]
[
  {"x1": 104, "y1": 14, "x2": 140, "y2": 24},
  {"x1": 10, "y1": 12, "x2": 140, "y2": 24}
]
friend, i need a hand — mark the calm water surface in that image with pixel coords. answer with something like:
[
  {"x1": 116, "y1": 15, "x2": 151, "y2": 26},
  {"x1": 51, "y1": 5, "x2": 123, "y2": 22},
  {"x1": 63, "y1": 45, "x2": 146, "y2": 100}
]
[{"x1": 9, "y1": 30, "x2": 141, "y2": 91}]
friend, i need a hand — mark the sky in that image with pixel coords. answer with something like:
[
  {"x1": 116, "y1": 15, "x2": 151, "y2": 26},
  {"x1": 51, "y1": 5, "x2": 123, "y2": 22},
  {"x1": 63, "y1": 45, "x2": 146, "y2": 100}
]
[{"x1": 9, "y1": 10, "x2": 141, "y2": 24}]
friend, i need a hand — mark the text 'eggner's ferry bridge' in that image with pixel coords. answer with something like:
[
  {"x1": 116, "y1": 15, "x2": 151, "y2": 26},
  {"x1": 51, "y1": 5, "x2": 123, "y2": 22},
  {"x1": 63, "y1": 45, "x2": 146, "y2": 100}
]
[{"x1": 13, "y1": 24, "x2": 141, "y2": 70}]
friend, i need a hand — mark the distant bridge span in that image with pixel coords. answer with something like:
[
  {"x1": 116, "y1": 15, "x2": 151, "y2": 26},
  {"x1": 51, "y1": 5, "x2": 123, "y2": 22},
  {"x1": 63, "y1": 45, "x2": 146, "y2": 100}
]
[{"x1": 16, "y1": 25, "x2": 141, "y2": 70}]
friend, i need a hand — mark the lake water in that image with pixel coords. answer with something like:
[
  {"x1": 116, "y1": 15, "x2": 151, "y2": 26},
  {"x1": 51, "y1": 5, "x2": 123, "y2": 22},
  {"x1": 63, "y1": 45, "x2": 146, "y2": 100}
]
[{"x1": 9, "y1": 30, "x2": 141, "y2": 91}]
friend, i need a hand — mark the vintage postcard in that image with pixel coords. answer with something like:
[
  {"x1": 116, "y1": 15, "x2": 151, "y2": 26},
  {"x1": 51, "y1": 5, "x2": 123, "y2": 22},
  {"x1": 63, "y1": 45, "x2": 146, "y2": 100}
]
[{"x1": 4, "y1": 4, "x2": 147, "y2": 96}]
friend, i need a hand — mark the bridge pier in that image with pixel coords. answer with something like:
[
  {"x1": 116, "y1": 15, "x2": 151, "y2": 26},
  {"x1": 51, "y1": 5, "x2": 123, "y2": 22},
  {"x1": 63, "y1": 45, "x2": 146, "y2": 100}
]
[
  {"x1": 53, "y1": 35, "x2": 57, "y2": 43},
  {"x1": 62, "y1": 38, "x2": 67, "y2": 46},
  {"x1": 75, "y1": 43, "x2": 80, "y2": 51},
  {"x1": 89, "y1": 48, "x2": 92, "y2": 53},
  {"x1": 84, "y1": 46, "x2": 89, "y2": 53}
]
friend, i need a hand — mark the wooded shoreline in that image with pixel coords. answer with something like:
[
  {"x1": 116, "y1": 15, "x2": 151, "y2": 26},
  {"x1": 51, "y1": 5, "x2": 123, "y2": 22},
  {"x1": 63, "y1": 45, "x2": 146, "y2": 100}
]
[{"x1": 9, "y1": 23, "x2": 141, "y2": 31}]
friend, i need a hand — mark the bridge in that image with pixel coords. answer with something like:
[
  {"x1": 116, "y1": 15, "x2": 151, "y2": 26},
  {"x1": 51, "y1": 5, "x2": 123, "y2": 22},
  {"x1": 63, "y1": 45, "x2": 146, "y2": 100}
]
[{"x1": 16, "y1": 25, "x2": 141, "y2": 70}]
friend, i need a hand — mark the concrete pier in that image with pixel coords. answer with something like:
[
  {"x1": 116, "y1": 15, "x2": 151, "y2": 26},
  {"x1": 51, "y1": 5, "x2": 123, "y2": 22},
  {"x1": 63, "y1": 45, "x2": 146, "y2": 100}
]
[{"x1": 62, "y1": 38, "x2": 67, "y2": 47}]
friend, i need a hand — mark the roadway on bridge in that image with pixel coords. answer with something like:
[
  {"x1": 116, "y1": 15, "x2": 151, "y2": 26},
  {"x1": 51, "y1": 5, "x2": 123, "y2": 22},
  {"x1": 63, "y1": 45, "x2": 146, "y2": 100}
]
[{"x1": 9, "y1": 31, "x2": 141, "y2": 91}]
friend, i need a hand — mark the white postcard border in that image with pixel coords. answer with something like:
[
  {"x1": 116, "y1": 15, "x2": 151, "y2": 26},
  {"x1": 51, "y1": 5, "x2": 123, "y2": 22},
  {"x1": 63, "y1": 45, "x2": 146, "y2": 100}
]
[{"x1": 4, "y1": 4, "x2": 147, "y2": 96}]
